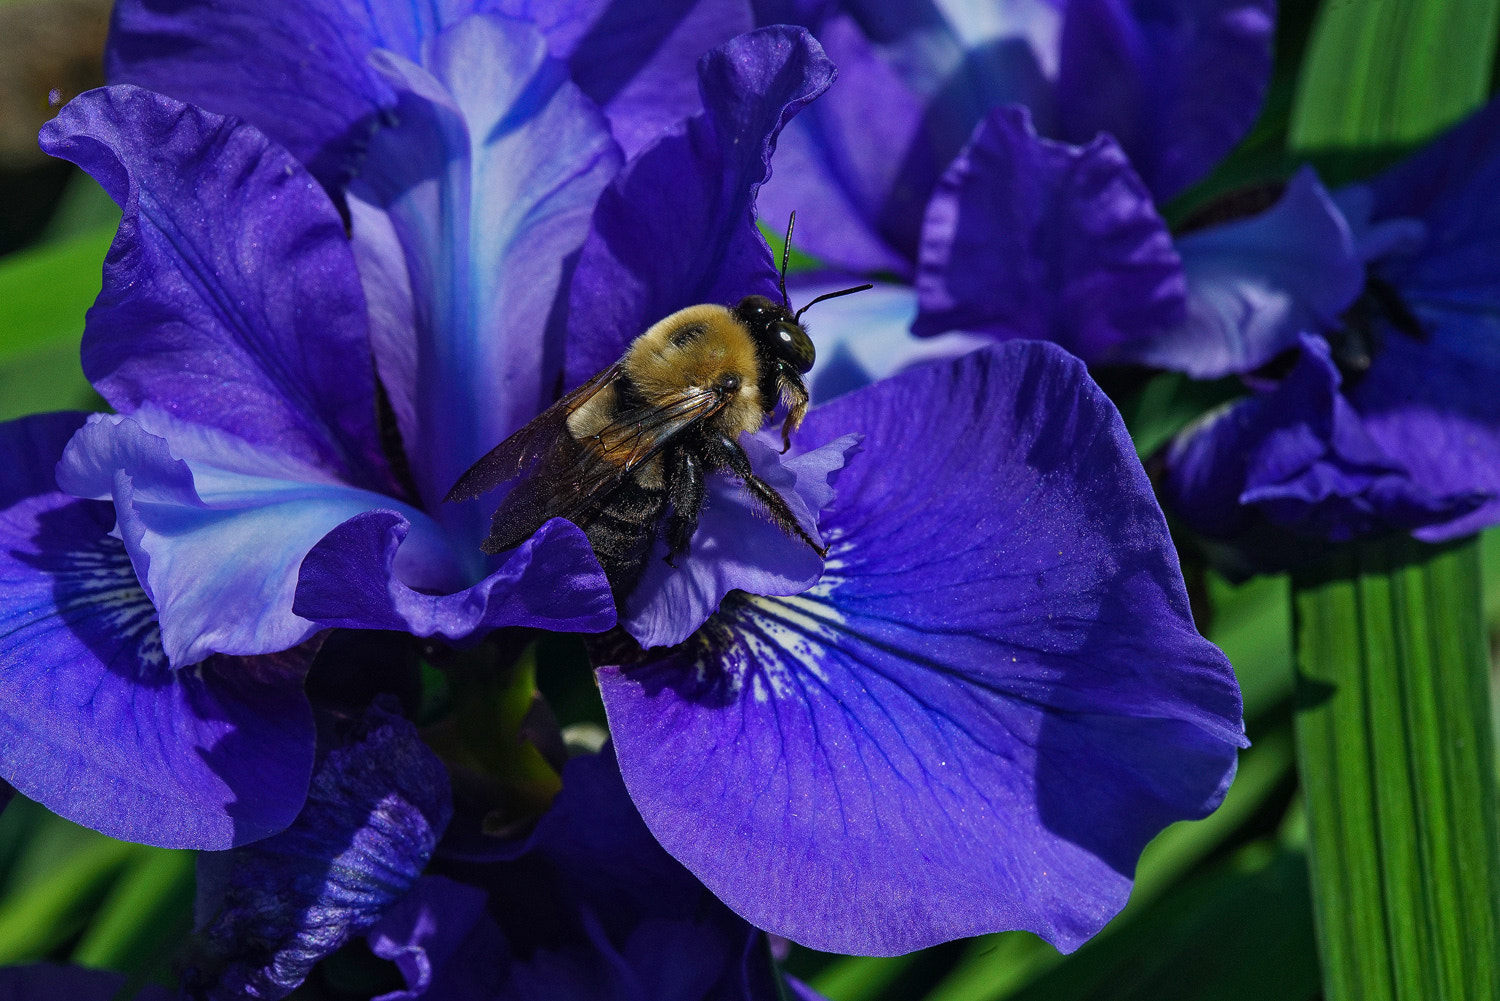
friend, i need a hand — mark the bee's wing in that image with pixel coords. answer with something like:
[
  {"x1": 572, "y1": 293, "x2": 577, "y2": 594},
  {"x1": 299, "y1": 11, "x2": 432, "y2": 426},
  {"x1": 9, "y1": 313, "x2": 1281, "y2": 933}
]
[
  {"x1": 444, "y1": 364, "x2": 622, "y2": 504},
  {"x1": 471, "y1": 379, "x2": 733, "y2": 555}
]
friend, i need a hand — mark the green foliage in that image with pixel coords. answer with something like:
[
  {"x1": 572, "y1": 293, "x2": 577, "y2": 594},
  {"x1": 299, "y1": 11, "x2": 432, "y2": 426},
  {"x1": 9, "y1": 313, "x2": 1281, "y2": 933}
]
[
  {"x1": 0, "y1": 221, "x2": 112, "y2": 418},
  {"x1": 1293, "y1": 539, "x2": 1500, "y2": 1000}
]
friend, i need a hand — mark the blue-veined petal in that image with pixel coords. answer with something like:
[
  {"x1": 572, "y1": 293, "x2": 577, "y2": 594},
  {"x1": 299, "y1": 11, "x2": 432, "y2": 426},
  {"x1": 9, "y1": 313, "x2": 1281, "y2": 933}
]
[
  {"x1": 39, "y1": 86, "x2": 391, "y2": 492},
  {"x1": 187, "y1": 701, "x2": 450, "y2": 1001},
  {"x1": 599, "y1": 342, "x2": 1244, "y2": 956},
  {"x1": 107, "y1": 0, "x2": 517, "y2": 190},
  {"x1": 564, "y1": 26, "x2": 834, "y2": 387},
  {"x1": 350, "y1": 14, "x2": 621, "y2": 542},
  {"x1": 913, "y1": 104, "x2": 1185, "y2": 360},
  {"x1": 56, "y1": 410, "x2": 445, "y2": 668},
  {"x1": 0, "y1": 414, "x2": 316, "y2": 849}
]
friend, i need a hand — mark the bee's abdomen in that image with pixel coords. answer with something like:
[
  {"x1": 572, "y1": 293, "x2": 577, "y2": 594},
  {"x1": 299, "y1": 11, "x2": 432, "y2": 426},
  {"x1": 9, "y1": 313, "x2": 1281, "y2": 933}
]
[{"x1": 585, "y1": 477, "x2": 667, "y2": 599}]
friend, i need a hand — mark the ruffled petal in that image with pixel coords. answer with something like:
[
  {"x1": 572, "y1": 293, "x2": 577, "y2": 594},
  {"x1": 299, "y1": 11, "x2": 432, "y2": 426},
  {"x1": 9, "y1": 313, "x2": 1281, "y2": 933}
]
[
  {"x1": 1336, "y1": 98, "x2": 1500, "y2": 540},
  {"x1": 1118, "y1": 168, "x2": 1366, "y2": 378},
  {"x1": 913, "y1": 105, "x2": 1185, "y2": 360},
  {"x1": 295, "y1": 512, "x2": 616, "y2": 640},
  {"x1": 599, "y1": 343, "x2": 1244, "y2": 956},
  {"x1": 1164, "y1": 336, "x2": 1486, "y2": 549},
  {"x1": 1346, "y1": 324, "x2": 1500, "y2": 542},
  {"x1": 188, "y1": 701, "x2": 451, "y2": 1001},
  {"x1": 39, "y1": 86, "x2": 389, "y2": 491},
  {"x1": 621, "y1": 433, "x2": 861, "y2": 649},
  {"x1": 57, "y1": 411, "x2": 441, "y2": 667},
  {"x1": 564, "y1": 25, "x2": 835, "y2": 387},
  {"x1": 0, "y1": 414, "x2": 315, "y2": 849},
  {"x1": 106, "y1": 0, "x2": 514, "y2": 190},
  {"x1": 1055, "y1": 0, "x2": 1274, "y2": 200},
  {"x1": 350, "y1": 15, "x2": 621, "y2": 535}
]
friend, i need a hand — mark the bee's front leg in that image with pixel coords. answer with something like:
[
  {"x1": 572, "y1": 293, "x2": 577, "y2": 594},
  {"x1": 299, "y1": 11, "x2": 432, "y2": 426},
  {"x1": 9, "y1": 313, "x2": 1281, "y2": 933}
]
[
  {"x1": 663, "y1": 447, "x2": 705, "y2": 567},
  {"x1": 708, "y1": 432, "x2": 828, "y2": 559}
]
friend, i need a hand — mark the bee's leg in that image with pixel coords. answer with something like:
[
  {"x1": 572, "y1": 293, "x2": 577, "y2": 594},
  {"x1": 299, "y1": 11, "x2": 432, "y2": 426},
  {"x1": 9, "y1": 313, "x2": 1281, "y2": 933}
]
[
  {"x1": 708, "y1": 432, "x2": 828, "y2": 559},
  {"x1": 778, "y1": 367, "x2": 809, "y2": 453},
  {"x1": 663, "y1": 447, "x2": 705, "y2": 566}
]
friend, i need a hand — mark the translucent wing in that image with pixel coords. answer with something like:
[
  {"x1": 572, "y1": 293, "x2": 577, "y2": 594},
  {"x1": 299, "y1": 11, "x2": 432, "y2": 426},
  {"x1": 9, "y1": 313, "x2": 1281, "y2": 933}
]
[
  {"x1": 446, "y1": 367, "x2": 732, "y2": 555},
  {"x1": 444, "y1": 363, "x2": 622, "y2": 504}
]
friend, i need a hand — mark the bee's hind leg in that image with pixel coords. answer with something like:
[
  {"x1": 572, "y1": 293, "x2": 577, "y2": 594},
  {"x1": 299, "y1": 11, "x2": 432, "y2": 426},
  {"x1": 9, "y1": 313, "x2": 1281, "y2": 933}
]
[{"x1": 663, "y1": 447, "x2": 705, "y2": 567}]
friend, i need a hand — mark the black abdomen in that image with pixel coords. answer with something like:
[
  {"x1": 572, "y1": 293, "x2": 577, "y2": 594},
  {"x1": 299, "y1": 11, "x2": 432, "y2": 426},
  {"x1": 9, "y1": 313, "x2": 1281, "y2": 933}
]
[{"x1": 584, "y1": 476, "x2": 666, "y2": 600}]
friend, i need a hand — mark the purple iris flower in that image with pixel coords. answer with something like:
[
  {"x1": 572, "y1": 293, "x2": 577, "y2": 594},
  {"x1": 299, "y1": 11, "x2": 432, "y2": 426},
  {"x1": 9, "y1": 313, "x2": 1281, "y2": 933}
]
[
  {"x1": 2, "y1": 0, "x2": 1246, "y2": 963},
  {"x1": 552, "y1": 22, "x2": 1247, "y2": 953},
  {"x1": 186, "y1": 701, "x2": 450, "y2": 1001},
  {"x1": 744, "y1": 0, "x2": 1273, "y2": 382},
  {"x1": 0, "y1": 0, "x2": 771, "y2": 850},
  {"x1": 0, "y1": 66, "x2": 614, "y2": 850},
  {"x1": 370, "y1": 746, "x2": 817, "y2": 1000},
  {"x1": 1159, "y1": 98, "x2": 1500, "y2": 566}
]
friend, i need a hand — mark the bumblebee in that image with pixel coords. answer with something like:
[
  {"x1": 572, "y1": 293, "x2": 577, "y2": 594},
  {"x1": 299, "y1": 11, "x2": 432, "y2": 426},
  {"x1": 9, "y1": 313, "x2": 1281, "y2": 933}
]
[{"x1": 445, "y1": 216, "x2": 870, "y2": 599}]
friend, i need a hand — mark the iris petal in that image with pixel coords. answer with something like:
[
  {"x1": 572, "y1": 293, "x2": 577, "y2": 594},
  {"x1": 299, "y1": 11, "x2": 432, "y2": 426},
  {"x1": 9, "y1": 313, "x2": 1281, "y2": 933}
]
[
  {"x1": 57, "y1": 412, "x2": 439, "y2": 668},
  {"x1": 1165, "y1": 336, "x2": 1487, "y2": 558},
  {"x1": 107, "y1": 0, "x2": 511, "y2": 190},
  {"x1": 564, "y1": 26, "x2": 835, "y2": 387},
  {"x1": 600, "y1": 343, "x2": 1243, "y2": 955},
  {"x1": 39, "y1": 86, "x2": 390, "y2": 491},
  {"x1": 350, "y1": 15, "x2": 621, "y2": 538},
  {"x1": 1056, "y1": 0, "x2": 1275, "y2": 200},
  {"x1": 295, "y1": 512, "x2": 616, "y2": 640},
  {"x1": 1119, "y1": 168, "x2": 1366, "y2": 378},
  {"x1": 0, "y1": 414, "x2": 316, "y2": 849},
  {"x1": 913, "y1": 104, "x2": 1185, "y2": 359}
]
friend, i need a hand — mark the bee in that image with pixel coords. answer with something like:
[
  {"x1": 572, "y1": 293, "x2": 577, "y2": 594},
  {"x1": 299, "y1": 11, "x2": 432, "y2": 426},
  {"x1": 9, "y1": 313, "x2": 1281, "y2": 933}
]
[{"x1": 445, "y1": 215, "x2": 871, "y2": 599}]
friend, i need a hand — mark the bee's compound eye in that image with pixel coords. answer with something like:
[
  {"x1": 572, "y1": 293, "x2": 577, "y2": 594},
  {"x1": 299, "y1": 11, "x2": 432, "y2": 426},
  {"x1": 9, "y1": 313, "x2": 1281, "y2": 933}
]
[{"x1": 772, "y1": 321, "x2": 816, "y2": 374}]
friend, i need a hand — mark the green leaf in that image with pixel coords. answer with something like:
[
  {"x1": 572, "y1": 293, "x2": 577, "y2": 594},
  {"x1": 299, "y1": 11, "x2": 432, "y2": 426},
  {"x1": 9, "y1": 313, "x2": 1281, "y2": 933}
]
[
  {"x1": 1002, "y1": 842, "x2": 1319, "y2": 1001},
  {"x1": 72, "y1": 848, "x2": 195, "y2": 973},
  {"x1": 0, "y1": 224, "x2": 112, "y2": 359},
  {"x1": 918, "y1": 726, "x2": 1297, "y2": 1001},
  {"x1": 1289, "y1": 0, "x2": 1500, "y2": 153},
  {"x1": 0, "y1": 223, "x2": 112, "y2": 417},
  {"x1": 1292, "y1": 537, "x2": 1500, "y2": 1001},
  {"x1": 0, "y1": 799, "x2": 139, "y2": 965}
]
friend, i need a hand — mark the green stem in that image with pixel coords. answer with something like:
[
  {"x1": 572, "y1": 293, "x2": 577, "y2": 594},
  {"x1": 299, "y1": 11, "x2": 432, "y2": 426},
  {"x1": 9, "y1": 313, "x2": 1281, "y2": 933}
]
[{"x1": 1292, "y1": 535, "x2": 1500, "y2": 1000}]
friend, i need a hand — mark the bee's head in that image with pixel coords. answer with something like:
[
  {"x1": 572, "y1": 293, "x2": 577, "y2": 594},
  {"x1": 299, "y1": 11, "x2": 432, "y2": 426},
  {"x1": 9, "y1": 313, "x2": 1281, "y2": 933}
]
[{"x1": 733, "y1": 294, "x2": 816, "y2": 375}]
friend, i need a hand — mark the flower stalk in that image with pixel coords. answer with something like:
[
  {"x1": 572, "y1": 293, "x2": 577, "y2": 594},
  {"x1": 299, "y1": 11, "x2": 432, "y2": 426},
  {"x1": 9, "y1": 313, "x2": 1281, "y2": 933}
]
[{"x1": 1292, "y1": 535, "x2": 1500, "y2": 1000}]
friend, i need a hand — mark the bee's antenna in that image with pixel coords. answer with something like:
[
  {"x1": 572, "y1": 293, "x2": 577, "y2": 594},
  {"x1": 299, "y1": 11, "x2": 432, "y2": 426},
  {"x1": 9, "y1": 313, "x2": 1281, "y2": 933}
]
[
  {"x1": 793, "y1": 283, "x2": 874, "y2": 323},
  {"x1": 779, "y1": 211, "x2": 795, "y2": 309}
]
